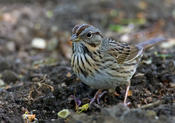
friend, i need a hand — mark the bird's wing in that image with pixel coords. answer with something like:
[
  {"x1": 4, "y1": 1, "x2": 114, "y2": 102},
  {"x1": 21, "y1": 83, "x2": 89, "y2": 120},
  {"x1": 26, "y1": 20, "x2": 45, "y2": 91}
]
[
  {"x1": 106, "y1": 40, "x2": 143, "y2": 64},
  {"x1": 105, "y1": 37, "x2": 166, "y2": 64}
]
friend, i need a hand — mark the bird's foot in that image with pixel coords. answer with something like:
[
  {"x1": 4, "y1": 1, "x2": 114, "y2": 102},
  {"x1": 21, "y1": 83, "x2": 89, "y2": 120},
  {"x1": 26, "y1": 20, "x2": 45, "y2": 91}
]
[
  {"x1": 123, "y1": 102, "x2": 131, "y2": 106},
  {"x1": 90, "y1": 89, "x2": 107, "y2": 104},
  {"x1": 71, "y1": 95, "x2": 81, "y2": 108}
]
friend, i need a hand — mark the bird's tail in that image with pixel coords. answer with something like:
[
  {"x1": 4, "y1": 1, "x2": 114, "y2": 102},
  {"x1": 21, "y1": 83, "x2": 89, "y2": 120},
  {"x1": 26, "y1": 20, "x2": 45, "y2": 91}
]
[{"x1": 136, "y1": 37, "x2": 166, "y2": 50}]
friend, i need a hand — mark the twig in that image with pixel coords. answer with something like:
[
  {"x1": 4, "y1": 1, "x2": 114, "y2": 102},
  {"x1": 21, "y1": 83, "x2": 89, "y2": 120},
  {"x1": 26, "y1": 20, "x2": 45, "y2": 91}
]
[{"x1": 140, "y1": 100, "x2": 164, "y2": 109}]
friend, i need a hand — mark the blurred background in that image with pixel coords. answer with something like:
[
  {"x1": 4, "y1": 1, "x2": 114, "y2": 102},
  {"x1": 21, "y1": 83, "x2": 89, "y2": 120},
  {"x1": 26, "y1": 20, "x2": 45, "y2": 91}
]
[
  {"x1": 0, "y1": 0, "x2": 175, "y2": 122},
  {"x1": 0, "y1": 0, "x2": 175, "y2": 65}
]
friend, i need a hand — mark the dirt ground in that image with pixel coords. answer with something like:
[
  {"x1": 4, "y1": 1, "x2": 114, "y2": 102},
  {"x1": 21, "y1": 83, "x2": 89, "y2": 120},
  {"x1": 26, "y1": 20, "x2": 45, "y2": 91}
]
[{"x1": 0, "y1": 0, "x2": 175, "y2": 123}]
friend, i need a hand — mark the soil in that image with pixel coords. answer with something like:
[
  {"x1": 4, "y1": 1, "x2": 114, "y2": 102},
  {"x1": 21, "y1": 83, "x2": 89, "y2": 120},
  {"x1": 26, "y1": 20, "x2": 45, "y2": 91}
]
[{"x1": 0, "y1": 0, "x2": 175, "y2": 123}]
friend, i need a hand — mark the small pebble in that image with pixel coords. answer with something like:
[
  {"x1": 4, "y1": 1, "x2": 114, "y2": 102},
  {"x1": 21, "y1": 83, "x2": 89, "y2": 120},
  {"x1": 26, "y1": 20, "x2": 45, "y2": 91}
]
[
  {"x1": 31, "y1": 38, "x2": 46, "y2": 49},
  {"x1": 160, "y1": 38, "x2": 175, "y2": 48},
  {"x1": 6, "y1": 42, "x2": 16, "y2": 52},
  {"x1": 0, "y1": 79, "x2": 5, "y2": 86},
  {"x1": 66, "y1": 72, "x2": 72, "y2": 77},
  {"x1": 168, "y1": 60, "x2": 175, "y2": 73}
]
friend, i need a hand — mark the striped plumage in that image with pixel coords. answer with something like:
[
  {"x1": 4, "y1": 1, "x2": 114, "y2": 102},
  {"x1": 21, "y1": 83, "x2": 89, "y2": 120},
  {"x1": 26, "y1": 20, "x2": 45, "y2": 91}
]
[{"x1": 71, "y1": 24, "x2": 165, "y2": 89}]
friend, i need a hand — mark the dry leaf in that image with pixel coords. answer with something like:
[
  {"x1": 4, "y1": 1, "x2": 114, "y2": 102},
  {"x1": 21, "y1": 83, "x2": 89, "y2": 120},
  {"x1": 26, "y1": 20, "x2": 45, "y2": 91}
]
[
  {"x1": 66, "y1": 72, "x2": 72, "y2": 78},
  {"x1": 128, "y1": 90, "x2": 132, "y2": 96}
]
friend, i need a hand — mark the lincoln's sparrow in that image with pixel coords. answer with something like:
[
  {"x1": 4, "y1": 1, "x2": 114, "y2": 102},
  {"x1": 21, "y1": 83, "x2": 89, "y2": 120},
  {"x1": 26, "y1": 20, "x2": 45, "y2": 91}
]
[{"x1": 71, "y1": 24, "x2": 166, "y2": 105}]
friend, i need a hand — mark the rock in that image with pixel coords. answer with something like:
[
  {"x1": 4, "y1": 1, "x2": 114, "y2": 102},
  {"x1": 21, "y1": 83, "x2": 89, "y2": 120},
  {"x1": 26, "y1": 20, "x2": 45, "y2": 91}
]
[
  {"x1": 120, "y1": 109, "x2": 171, "y2": 123},
  {"x1": 121, "y1": 109, "x2": 154, "y2": 123},
  {"x1": 6, "y1": 41, "x2": 16, "y2": 52},
  {"x1": 120, "y1": 34, "x2": 130, "y2": 42},
  {"x1": 160, "y1": 38, "x2": 175, "y2": 48},
  {"x1": 31, "y1": 38, "x2": 47, "y2": 49},
  {"x1": 70, "y1": 112, "x2": 119, "y2": 123},
  {"x1": 102, "y1": 104, "x2": 129, "y2": 118},
  {"x1": 154, "y1": 104, "x2": 175, "y2": 116},
  {"x1": 0, "y1": 79, "x2": 5, "y2": 87},
  {"x1": 1, "y1": 70, "x2": 19, "y2": 84}
]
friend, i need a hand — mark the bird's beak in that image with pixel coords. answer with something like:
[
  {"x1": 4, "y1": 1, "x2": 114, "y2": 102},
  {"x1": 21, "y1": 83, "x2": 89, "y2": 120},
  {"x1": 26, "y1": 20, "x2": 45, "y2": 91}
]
[{"x1": 70, "y1": 34, "x2": 81, "y2": 42}]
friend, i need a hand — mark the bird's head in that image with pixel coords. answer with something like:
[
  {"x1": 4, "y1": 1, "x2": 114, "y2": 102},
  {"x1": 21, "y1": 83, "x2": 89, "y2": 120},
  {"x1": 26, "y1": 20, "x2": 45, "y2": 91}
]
[{"x1": 71, "y1": 24, "x2": 103, "y2": 52}]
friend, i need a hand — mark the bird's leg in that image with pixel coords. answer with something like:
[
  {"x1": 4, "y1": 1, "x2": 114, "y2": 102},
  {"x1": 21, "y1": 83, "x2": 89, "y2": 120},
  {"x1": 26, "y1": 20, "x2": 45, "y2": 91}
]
[
  {"x1": 71, "y1": 95, "x2": 81, "y2": 110},
  {"x1": 90, "y1": 89, "x2": 107, "y2": 104},
  {"x1": 97, "y1": 91, "x2": 107, "y2": 104},
  {"x1": 124, "y1": 81, "x2": 131, "y2": 106}
]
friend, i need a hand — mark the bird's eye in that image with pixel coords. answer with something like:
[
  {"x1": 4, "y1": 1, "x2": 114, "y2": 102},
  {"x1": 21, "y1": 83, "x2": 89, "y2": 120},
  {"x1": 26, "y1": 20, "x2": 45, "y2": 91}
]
[{"x1": 87, "y1": 32, "x2": 92, "y2": 38}]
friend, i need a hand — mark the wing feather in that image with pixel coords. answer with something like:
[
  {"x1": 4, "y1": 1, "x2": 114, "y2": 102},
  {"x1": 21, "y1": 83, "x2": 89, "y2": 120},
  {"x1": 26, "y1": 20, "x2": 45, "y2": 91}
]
[{"x1": 106, "y1": 40, "x2": 142, "y2": 64}]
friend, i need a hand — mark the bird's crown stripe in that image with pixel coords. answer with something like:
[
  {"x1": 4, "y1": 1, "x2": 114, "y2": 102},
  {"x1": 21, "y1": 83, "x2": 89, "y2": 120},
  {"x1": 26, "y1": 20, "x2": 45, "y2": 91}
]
[{"x1": 76, "y1": 24, "x2": 90, "y2": 36}]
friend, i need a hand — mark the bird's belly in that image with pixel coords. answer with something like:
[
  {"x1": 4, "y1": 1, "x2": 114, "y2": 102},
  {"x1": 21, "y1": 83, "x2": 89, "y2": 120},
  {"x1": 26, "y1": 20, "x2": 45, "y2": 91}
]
[
  {"x1": 78, "y1": 69, "x2": 135, "y2": 89},
  {"x1": 78, "y1": 62, "x2": 138, "y2": 89},
  {"x1": 78, "y1": 73, "x2": 119, "y2": 89}
]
